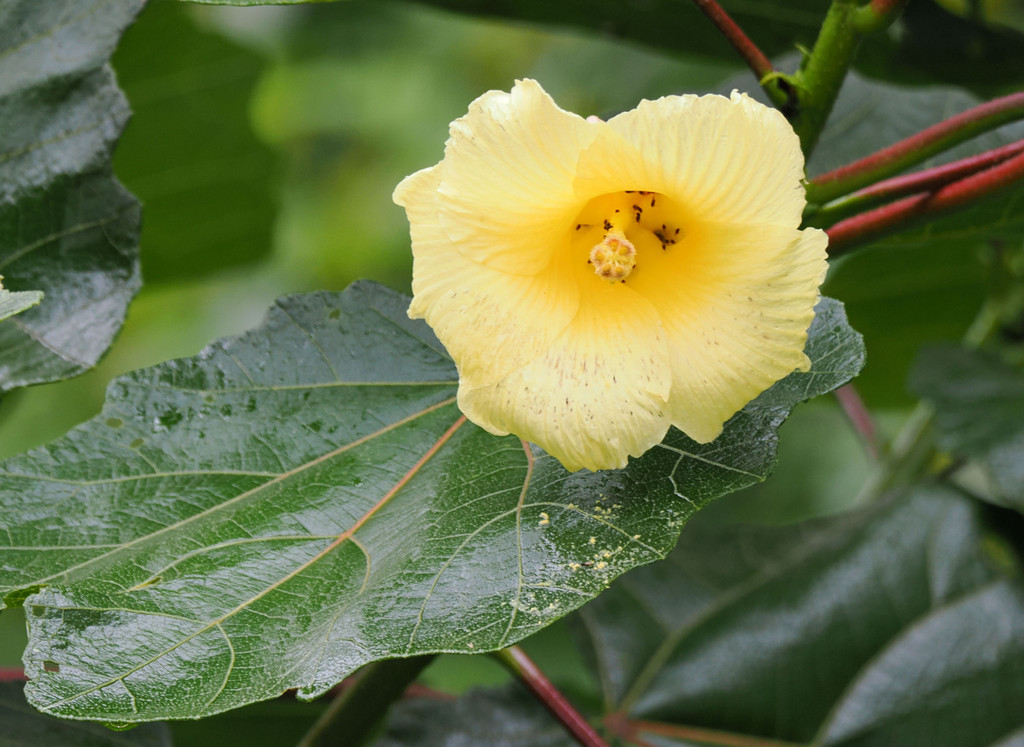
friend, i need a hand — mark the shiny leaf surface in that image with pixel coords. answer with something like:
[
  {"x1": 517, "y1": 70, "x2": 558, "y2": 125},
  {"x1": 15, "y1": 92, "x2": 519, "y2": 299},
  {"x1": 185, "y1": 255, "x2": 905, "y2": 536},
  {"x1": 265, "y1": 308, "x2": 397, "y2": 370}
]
[{"x1": 0, "y1": 282, "x2": 861, "y2": 722}]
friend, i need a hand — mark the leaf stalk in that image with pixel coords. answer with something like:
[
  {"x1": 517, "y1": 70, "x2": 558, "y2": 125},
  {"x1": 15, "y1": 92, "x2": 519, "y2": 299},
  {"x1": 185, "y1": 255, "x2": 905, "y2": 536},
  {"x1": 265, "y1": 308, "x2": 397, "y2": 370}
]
[
  {"x1": 808, "y1": 92, "x2": 1024, "y2": 204},
  {"x1": 809, "y1": 139, "x2": 1024, "y2": 227},
  {"x1": 825, "y1": 146, "x2": 1024, "y2": 255},
  {"x1": 494, "y1": 646, "x2": 610, "y2": 747},
  {"x1": 687, "y1": 0, "x2": 790, "y2": 110}
]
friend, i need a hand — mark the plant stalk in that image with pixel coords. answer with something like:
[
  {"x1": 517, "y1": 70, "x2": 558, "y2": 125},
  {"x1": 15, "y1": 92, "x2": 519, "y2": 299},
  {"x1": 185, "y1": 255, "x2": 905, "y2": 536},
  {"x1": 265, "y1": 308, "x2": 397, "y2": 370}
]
[
  {"x1": 687, "y1": 0, "x2": 790, "y2": 110},
  {"x1": 791, "y1": 0, "x2": 864, "y2": 156},
  {"x1": 808, "y1": 92, "x2": 1024, "y2": 204},
  {"x1": 826, "y1": 147, "x2": 1024, "y2": 255},
  {"x1": 495, "y1": 646, "x2": 610, "y2": 747},
  {"x1": 834, "y1": 384, "x2": 881, "y2": 459},
  {"x1": 809, "y1": 139, "x2": 1024, "y2": 227}
]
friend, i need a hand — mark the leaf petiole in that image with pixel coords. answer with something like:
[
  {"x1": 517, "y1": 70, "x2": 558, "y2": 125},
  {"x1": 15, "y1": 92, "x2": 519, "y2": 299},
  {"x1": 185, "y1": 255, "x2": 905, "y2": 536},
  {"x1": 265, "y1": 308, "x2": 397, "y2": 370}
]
[
  {"x1": 807, "y1": 92, "x2": 1024, "y2": 204},
  {"x1": 494, "y1": 646, "x2": 610, "y2": 747}
]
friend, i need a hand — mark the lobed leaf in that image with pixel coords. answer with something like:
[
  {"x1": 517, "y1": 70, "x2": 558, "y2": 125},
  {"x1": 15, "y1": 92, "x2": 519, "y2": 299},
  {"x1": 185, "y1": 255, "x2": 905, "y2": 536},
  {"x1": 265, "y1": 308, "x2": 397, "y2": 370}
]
[
  {"x1": 0, "y1": 282, "x2": 861, "y2": 722},
  {"x1": 0, "y1": 0, "x2": 143, "y2": 392}
]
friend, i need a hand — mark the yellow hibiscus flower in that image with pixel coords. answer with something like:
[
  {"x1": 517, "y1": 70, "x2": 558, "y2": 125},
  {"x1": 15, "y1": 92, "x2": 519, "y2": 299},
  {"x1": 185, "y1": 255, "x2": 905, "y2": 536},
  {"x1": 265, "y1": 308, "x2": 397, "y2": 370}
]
[{"x1": 394, "y1": 79, "x2": 827, "y2": 472}]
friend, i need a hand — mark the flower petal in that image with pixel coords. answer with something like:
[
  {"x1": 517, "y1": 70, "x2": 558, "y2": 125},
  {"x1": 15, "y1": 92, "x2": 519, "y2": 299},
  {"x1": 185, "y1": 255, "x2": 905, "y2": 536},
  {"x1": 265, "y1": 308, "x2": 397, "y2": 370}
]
[
  {"x1": 602, "y1": 91, "x2": 807, "y2": 228},
  {"x1": 633, "y1": 222, "x2": 828, "y2": 443},
  {"x1": 396, "y1": 164, "x2": 581, "y2": 388},
  {"x1": 433, "y1": 79, "x2": 598, "y2": 274},
  {"x1": 458, "y1": 286, "x2": 672, "y2": 472}
]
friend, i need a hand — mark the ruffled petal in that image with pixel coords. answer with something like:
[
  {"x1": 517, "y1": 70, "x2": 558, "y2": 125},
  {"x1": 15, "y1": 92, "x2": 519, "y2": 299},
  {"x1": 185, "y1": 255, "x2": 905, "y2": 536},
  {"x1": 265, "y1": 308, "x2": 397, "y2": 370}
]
[
  {"x1": 434, "y1": 79, "x2": 599, "y2": 275},
  {"x1": 396, "y1": 164, "x2": 581, "y2": 388},
  {"x1": 633, "y1": 222, "x2": 828, "y2": 443},
  {"x1": 604, "y1": 91, "x2": 807, "y2": 229},
  {"x1": 458, "y1": 285, "x2": 672, "y2": 472}
]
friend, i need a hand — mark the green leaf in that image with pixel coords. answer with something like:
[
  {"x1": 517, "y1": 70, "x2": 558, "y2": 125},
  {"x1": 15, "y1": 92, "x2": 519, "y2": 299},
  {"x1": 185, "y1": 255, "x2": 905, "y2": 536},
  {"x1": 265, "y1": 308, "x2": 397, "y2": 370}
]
[
  {"x1": 0, "y1": 282, "x2": 861, "y2": 722},
  {"x1": 0, "y1": 0, "x2": 143, "y2": 393},
  {"x1": 910, "y1": 344, "x2": 1024, "y2": 509},
  {"x1": 0, "y1": 290, "x2": 43, "y2": 323},
  {"x1": 0, "y1": 681, "x2": 170, "y2": 746},
  {"x1": 568, "y1": 486, "x2": 1014, "y2": 747},
  {"x1": 111, "y1": 0, "x2": 281, "y2": 283}
]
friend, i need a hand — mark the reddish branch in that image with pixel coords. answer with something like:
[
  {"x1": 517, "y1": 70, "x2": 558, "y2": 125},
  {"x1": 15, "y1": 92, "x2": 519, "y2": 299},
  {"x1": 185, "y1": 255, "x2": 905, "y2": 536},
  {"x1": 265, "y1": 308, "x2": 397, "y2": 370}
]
[
  {"x1": 809, "y1": 92, "x2": 1024, "y2": 204},
  {"x1": 0, "y1": 667, "x2": 25, "y2": 682},
  {"x1": 843, "y1": 140, "x2": 1024, "y2": 207},
  {"x1": 834, "y1": 384, "x2": 880, "y2": 459},
  {"x1": 690, "y1": 0, "x2": 774, "y2": 80},
  {"x1": 826, "y1": 147, "x2": 1024, "y2": 254},
  {"x1": 497, "y1": 646, "x2": 610, "y2": 747}
]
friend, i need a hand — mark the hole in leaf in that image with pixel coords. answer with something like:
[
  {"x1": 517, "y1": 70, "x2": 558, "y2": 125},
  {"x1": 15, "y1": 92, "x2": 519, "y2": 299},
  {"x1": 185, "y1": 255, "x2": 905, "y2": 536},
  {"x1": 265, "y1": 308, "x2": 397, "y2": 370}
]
[
  {"x1": 106, "y1": 417, "x2": 123, "y2": 428},
  {"x1": 129, "y1": 437, "x2": 145, "y2": 449},
  {"x1": 328, "y1": 308, "x2": 341, "y2": 320},
  {"x1": 31, "y1": 606, "x2": 45, "y2": 617},
  {"x1": 43, "y1": 661, "x2": 60, "y2": 673}
]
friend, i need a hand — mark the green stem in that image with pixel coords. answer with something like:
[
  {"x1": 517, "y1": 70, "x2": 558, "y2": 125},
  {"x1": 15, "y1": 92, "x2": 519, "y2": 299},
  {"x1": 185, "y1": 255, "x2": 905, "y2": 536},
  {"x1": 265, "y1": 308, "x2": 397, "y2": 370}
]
[
  {"x1": 791, "y1": 0, "x2": 864, "y2": 156},
  {"x1": 296, "y1": 656, "x2": 435, "y2": 747},
  {"x1": 495, "y1": 646, "x2": 610, "y2": 747},
  {"x1": 807, "y1": 92, "x2": 1024, "y2": 204}
]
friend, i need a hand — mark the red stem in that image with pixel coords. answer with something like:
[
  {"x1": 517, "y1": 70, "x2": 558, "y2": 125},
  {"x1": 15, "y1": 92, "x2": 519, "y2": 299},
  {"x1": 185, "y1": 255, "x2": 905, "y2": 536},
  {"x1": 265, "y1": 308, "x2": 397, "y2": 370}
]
[
  {"x1": 498, "y1": 646, "x2": 610, "y2": 747},
  {"x1": 827, "y1": 147, "x2": 1024, "y2": 254},
  {"x1": 690, "y1": 0, "x2": 774, "y2": 81},
  {"x1": 833, "y1": 384, "x2": 880, "y2": 459},
  {"x1": 851, "y1": 139, "x2": 1024, "y2": 204},
  {"x1": 809, "y1": 92, "x2": 1024, "y2": 204},
  {"x1": 0, "y1": 667, "x2": 26, "y2": 682}
]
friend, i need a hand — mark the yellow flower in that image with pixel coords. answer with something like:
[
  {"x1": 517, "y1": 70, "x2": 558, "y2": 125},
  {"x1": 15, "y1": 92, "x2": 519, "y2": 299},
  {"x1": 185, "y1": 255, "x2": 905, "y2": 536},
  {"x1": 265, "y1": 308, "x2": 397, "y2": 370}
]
[{"x1": 394, "y1": 79, "x2": 827, "y2": 472}]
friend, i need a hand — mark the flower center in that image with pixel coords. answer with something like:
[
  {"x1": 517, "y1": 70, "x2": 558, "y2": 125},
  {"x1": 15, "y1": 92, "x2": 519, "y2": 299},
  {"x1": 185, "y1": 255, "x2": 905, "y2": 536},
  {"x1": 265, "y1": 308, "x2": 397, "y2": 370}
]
[{"x1": 573, "y1": 191, "x2": 683, "y2": 284}]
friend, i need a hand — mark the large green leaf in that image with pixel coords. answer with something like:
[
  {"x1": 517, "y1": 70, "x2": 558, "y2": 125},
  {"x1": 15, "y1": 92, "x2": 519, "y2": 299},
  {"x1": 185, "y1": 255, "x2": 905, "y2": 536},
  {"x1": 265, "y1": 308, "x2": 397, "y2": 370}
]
[
  {"x1": 377, "y1": 487, "x2": 1019, "y2": 746},
  {"x1": 0, "y1": 0, "x2": 143, "y2": 392},
  {"x1": 910, "y1": 344, "x2": 1024, "y2": 510},
  {"x1": 0, "y1": 282, "x2": 861, "y2": 722},
  {"x1": 112, "y1": 0, "x2": 280, "y2": 282},
  {"x1": 0, "y1": 682, "x2": 170, "y2": 747}
]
